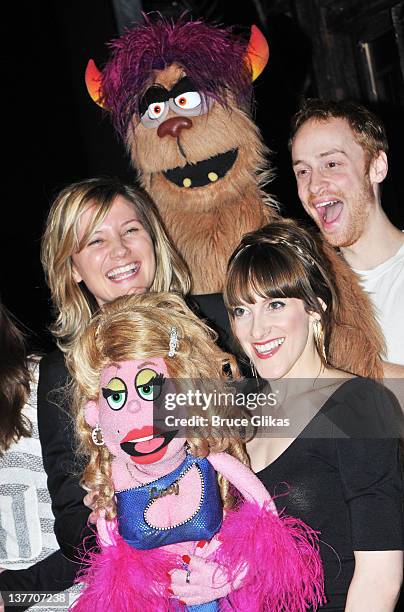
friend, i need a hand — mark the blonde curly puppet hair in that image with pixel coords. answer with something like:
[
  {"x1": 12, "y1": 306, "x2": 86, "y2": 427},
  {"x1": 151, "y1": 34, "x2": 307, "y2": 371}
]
[{"x1": 71, "y1": 292, "x2": 251, "y2": 516}]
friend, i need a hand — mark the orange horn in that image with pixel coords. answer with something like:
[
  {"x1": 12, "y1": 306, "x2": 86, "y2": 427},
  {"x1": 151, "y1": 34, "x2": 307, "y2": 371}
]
[
  {"x1": 245, "y1": 25, "x2": 269, "y2": 81},
  {"x1": 85, "y1": 59, "x2": 105, "y2": 108}
]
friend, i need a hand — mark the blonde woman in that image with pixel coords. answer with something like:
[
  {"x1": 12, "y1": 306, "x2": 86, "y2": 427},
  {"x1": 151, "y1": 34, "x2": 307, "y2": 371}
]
[
  {"x1": 38, "y1": 177, "x2": 236, "y2": 590},
  {"x1": 38, "y1": 177, "x2": 193, "y2": 567},
  {"x1": 41, "y1": 177, "x2": 190, "y2": 355}
]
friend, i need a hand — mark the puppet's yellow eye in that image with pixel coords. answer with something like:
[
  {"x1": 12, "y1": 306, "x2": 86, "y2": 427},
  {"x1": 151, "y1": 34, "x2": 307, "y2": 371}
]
[
  {"x1": 135, "y1": 368, "x2": 165, "y2": 402},
  {"x1": 102, "y1": 377, "x2": 127, "y2": 410},
  {"x1": 174, "y1": 92, "x2": 201, "y2": 110},
  {"x1": 147, "y1": 102, "x2": 166, "y2": 119}
]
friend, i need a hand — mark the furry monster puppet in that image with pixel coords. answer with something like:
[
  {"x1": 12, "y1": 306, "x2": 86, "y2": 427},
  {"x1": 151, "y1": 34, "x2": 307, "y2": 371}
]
[
  {"x1": 86, "y1": 17, "x2": 276, "y2": 295},
  {"x1": 85, "y1": 16, "x2": 385, "y2": 379}
]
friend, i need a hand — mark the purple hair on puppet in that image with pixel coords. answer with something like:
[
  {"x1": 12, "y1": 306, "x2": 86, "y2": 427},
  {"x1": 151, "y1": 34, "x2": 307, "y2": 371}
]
[
  {"x1": 101, "y1": 13, "x2": 253, "y2": 137},
  {"x1": 84, "y1": 14, "x2": 274, "y2": 296}
]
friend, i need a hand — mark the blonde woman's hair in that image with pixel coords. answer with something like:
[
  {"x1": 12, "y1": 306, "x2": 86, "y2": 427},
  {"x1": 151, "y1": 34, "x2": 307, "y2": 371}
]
[
  {"x1": 41, "y1": 178, "x2": 191, "y2": 355},
  {"x1": 71, "y1": 292, "x2": 250, "y2": 515}
]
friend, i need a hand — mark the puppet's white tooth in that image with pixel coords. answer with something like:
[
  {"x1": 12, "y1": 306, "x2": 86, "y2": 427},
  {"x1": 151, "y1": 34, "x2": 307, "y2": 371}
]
[
  {"x1": 208, "y1": 172, "x2": 218, "y2": 182},
  {"x1": 183, "y1": 178, "x2": 192, "y2": 188}
]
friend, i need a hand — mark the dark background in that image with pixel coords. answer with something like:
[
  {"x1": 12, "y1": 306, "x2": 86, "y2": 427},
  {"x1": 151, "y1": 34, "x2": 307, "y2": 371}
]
[{"x1": 3, "y1": 0, "x2": 404, "y2": 351}]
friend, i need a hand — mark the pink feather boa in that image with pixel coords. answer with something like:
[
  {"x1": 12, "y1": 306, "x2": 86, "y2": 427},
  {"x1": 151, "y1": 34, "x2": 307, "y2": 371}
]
[
  {"x1": 215, "y1": 500, "x2": 326, "y2": 611},
  {"x1": 72, "y1": 501, "x2": 325, "y2": 611},
  {"x1": 71, "y1": 532, "x2": 181, "y2": 611}
]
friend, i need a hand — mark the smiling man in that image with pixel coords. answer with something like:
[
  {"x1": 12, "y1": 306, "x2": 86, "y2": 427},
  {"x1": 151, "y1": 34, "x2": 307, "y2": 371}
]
[{"x1": 290, "y1": 99, "x2": 404, "y2": 366}]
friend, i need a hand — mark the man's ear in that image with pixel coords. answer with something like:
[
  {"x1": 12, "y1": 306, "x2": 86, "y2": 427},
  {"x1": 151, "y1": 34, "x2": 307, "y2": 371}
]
[
  {"x1": 84, "y1": 400, "x2": 99, "y2": 427},
  {"x1": 369, "y1": 151, "x2": 388, "y2": 184}
]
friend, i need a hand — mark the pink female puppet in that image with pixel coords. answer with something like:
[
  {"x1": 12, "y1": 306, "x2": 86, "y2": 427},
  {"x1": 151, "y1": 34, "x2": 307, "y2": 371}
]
[{"x1": 70, "y1": 292, "x2": 325, "y2": 611}]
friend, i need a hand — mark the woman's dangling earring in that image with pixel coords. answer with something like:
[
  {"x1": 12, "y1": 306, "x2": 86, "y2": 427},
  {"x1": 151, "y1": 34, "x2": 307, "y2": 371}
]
[
  {"x1": 250, "y1": 359, "x2": 259, "y2": 382},
  {"x1": 313, "y1": 319, "x2": 327, "y2": 362},
  {"x1": 91, "y1": 424, "x2": 105, "y2": 446}
]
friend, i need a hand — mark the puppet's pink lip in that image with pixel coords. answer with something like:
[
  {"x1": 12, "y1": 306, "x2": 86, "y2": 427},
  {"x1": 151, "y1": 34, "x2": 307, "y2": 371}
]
[
  {"x1": 163, "y1": 148, "x2": 238, "y2": 189},
  {"x1": 120, "y1": 429, "x2": 179, "y2": 458},
  {"x1": 121, "y1": 426, "x2": 155, "y2": 444}
]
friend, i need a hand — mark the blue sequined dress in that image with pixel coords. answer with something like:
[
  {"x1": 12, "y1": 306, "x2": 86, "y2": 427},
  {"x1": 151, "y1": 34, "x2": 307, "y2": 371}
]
[{"x1": 115, "y1": 453, "x2": 223, "y2": 611}]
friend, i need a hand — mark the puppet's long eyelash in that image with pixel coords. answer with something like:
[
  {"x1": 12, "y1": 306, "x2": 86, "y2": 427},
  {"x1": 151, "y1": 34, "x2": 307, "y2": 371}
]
[
  {"x1": 153, "y1": 373, "x2": 165, "y2": 387},
  {"x1": 137, "y1": 373, "x2": 165, "y2": 391},
  {"x1": 135, "y1": 373, "x2": 165, "y2": 402}
]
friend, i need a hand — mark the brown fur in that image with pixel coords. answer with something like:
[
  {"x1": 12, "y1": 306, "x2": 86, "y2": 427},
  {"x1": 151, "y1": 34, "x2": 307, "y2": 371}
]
[
  {"x1": 125, "y1": 64, "x2": 384, "y2": 377},
  {"x1": 127, "y1": 67, "x2": 278, "y2": 293},
  {"x1": 324, "y1": 243, "x2": 385, "y2": 379}
]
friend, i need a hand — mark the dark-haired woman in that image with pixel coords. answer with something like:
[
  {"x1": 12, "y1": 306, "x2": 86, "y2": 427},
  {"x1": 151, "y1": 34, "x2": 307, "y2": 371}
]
[
  {"x1": 224, "y1": 219, "x2": 403, "y2": 611},
  {"x1": 0, "y1": 300, "x2": 80, "y2": 611}
]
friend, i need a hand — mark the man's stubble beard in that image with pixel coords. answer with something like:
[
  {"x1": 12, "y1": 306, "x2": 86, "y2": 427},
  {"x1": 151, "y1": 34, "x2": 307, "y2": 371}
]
[{"x1": 312, "y1": 176, "x2": 374, "y2": 249}]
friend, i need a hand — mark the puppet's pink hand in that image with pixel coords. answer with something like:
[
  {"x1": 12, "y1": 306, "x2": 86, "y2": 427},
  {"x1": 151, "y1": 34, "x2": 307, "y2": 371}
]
[
  {"x1": 193, "y1": 534, "x2": 221, "y2": 558},
  {"x1": 96, "y1": 514, "x2": 117, "y2": 547},
  {"x1": 170, "y1": 553, "x2": 247, "y2": 606},
  {"x1": 83, "y1": 490, "x2": 99, "y2": 524}
]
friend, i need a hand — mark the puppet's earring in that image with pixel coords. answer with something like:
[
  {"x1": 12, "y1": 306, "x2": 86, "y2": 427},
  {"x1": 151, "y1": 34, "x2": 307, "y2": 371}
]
[
  {"x1": 91, "y1": 424, "x2": 105, "y2": 446},
  {"x1": 313, "y1": 319, "x2": 327, "y2": 362},
  {"x1": 168, "y1": 327, "x2": 178, "y2": 357}
]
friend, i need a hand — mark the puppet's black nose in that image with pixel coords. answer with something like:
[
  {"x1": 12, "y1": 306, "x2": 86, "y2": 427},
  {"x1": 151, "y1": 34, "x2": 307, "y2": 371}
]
[{"x1": 157, "y1": 117, "x2": 193, "y2": 138}]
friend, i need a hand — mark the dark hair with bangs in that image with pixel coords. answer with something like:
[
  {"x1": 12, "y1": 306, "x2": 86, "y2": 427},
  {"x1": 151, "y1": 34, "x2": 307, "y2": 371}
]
[{"x1": 224, "y1": 219, "x2": 339, "y2": 365}]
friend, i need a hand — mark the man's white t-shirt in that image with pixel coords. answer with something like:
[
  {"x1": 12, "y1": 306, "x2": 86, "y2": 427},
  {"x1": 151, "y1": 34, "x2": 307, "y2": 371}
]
[{"x1": 353, "y1": 242, "x2": 404, "y2": 365}]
